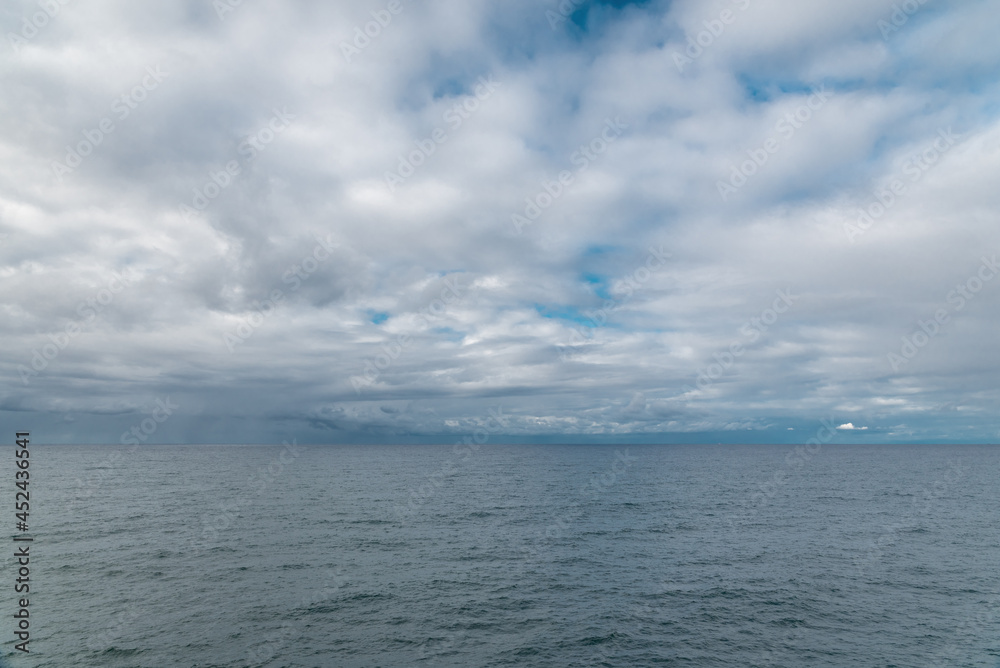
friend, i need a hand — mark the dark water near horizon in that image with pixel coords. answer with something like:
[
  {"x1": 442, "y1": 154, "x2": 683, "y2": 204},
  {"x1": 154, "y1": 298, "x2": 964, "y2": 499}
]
[{"x1": 4, "y1": 443, "x2": 1000, "y2": 667}]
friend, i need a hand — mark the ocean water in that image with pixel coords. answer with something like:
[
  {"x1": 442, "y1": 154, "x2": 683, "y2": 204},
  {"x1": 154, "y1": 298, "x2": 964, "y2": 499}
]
[{"x1": 5, "y1": 443, "x2": 1000, "y2": 667}]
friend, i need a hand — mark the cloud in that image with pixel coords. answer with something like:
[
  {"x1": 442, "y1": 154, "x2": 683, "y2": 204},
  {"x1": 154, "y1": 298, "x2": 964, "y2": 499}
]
[
  {"x1": 0, "y1": 0, "x2": 998, "y2": 443},
  {"x1": 837, "y1": 423, "x2": 868, "y2": 431}
]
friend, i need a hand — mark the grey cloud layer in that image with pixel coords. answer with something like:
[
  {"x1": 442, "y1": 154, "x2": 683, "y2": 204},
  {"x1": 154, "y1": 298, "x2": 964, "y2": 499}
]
[{"x1": 1, "y1": 0, "x2": 998, "y2": 443}]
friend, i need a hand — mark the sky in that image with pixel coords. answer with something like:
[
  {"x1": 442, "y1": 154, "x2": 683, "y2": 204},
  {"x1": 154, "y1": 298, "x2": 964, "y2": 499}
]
[{"x1": 1, "y1": 0, "x2": 999, "y2": 445}]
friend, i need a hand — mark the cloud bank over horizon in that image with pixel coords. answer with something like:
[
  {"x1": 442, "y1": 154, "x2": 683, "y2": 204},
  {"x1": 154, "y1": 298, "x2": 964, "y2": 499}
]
[{"x1": 2, "y1": 0, "x2": 999, "y2": 445}]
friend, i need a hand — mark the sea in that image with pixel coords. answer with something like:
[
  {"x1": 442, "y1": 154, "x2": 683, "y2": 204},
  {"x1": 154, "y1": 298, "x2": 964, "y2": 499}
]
[{"x1": 4, "y1": 442, "x2": 1000, "y2": 667}]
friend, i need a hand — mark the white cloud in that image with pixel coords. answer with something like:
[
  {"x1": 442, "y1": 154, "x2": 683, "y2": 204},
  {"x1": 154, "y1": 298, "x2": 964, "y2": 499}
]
[
  {"x1": 837, "y1": 423, "x2": 869, "y2": 431},
  {"x1": 0, "y1": 0, "x2": 998, "y2": 443}
]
